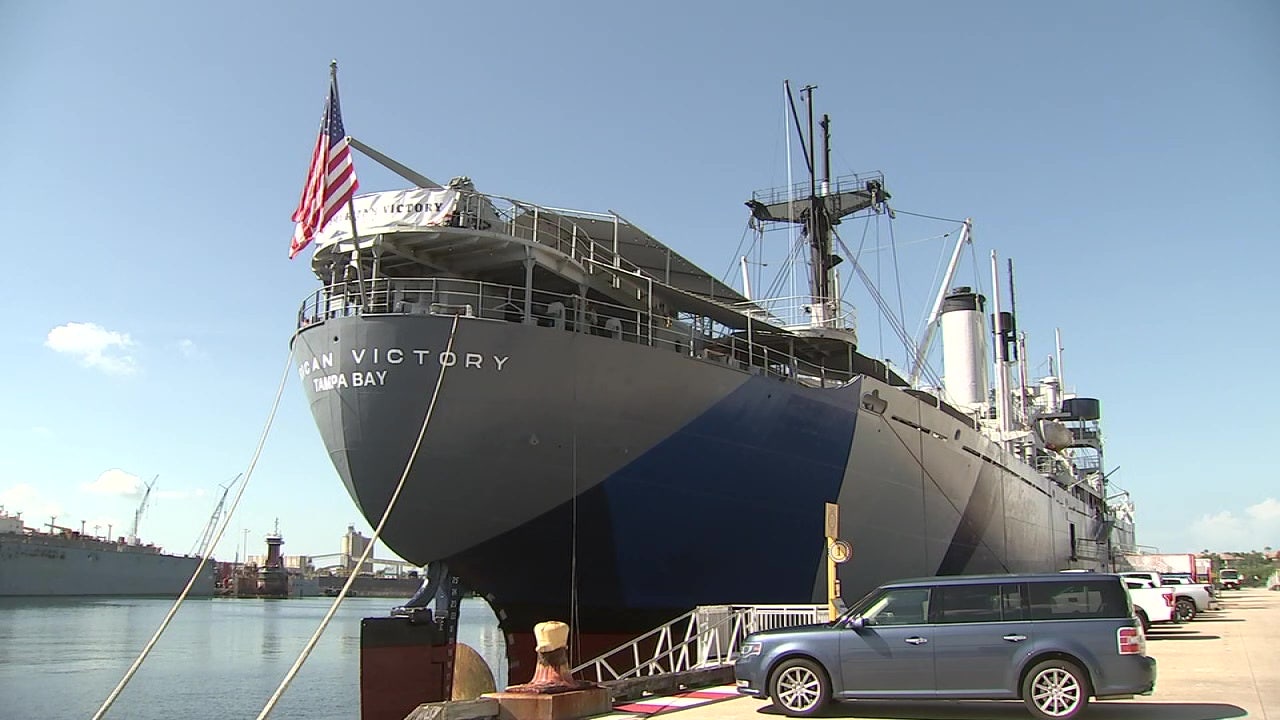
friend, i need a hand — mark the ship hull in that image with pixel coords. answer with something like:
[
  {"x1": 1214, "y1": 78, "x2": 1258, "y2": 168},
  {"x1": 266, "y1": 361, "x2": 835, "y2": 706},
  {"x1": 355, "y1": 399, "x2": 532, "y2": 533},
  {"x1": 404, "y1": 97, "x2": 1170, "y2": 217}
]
[
  {"x1": 295, "y1": 313, "x2": 1130, "y2": 668},
  {"x1": 0, "y1": 536, "x2": 215, "y2": 597}
]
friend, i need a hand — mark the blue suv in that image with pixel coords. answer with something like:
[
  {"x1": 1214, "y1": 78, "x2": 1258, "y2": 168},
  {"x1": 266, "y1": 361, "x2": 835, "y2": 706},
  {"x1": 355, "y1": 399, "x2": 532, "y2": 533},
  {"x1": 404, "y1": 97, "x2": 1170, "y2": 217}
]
[{"x1": 734, "y1": 573, "x2": 1156, "y2": 719}]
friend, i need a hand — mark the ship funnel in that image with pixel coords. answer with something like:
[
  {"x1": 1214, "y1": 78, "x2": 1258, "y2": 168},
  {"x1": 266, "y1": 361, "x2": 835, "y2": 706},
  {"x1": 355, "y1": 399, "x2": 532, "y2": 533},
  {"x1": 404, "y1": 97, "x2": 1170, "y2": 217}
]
[
  {"x1": 1040, "y1": 375, "x2": 1061, "y2": 414},
  {"x1": 940, "y1": 287, "x2": 989, "y2": 412}
]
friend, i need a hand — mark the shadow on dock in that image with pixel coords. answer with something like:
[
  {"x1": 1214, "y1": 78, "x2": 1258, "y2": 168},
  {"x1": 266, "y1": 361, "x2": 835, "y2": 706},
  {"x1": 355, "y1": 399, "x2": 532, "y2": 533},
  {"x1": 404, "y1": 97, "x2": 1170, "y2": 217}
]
[{"x1": 758, "y1": 700, "x2": 1246, "y2": 719}]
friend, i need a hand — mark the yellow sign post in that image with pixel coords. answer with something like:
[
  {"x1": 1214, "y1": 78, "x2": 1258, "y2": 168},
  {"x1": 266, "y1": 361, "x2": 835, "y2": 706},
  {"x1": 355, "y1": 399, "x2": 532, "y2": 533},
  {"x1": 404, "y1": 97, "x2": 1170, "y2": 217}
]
[{"x1": 825, "y1": 502, "x2": 850, "y2": 620}]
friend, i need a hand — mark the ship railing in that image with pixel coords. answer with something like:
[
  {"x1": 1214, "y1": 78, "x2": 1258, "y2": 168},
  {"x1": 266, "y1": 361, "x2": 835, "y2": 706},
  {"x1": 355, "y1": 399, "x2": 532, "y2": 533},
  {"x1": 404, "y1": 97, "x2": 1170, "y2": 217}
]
[
  {"x1": 297, "y1": 278, "x2": 857, "y2": 385},
  {"x1": 729, "y1": 294, "x2": 858, "y2": 333},
  {"x1": 572, "y1": 604, "x2": 828, "y2": 683},
  {"x1": 324, "y1": 188, "x2": 649, "y2": 284},
  {"x1": 447, "y1": 190, "x2": 650, "y2": 282},
  {"x1": 1070, "y1": 455, "x2": 1102, "y2": 473},
  {"x1": 750, "y1": 171, "x2": 886, "y2": 209},
  {"x1": 1070, "y1": 427, "x2": 1102, "y2": 443}
]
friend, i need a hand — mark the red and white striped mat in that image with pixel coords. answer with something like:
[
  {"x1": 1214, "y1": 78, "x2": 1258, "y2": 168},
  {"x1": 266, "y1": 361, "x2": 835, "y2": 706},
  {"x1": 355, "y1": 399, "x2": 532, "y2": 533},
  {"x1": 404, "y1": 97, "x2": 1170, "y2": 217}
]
[{"x1": 610, "y1": 685, "x2": 740, "y2": 716}]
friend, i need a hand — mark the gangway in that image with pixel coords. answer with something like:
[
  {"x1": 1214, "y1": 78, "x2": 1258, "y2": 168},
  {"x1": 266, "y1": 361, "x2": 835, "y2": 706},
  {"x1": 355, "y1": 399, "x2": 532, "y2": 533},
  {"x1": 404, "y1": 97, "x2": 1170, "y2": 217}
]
[{"x1": 572, "y1": 604, "x2": 827, "y2": 684}]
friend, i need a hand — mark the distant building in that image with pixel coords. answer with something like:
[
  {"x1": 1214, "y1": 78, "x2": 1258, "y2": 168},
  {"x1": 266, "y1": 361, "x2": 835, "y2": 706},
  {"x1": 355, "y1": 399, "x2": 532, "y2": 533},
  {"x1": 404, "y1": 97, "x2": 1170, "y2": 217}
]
[{"x1": 342, "y1": 525, "x2": 374, "y2": 574}]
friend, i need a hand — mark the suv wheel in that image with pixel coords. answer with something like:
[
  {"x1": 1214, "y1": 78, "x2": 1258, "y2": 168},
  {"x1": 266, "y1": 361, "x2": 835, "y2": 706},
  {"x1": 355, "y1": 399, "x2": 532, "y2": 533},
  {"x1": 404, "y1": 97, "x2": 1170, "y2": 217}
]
[
  {"x1": 769, "y1": 658, "x2": 830, "y2": 717},
  {"x1": 1135, "y1": 608, "x2": 1150, "y2": 633},
  {"x1": 1175, "y1": 597, "x2": 1196, "y2": 622},
  {"x1": 1022, "y1": 659, "x2": 1090, "y2": 720}
]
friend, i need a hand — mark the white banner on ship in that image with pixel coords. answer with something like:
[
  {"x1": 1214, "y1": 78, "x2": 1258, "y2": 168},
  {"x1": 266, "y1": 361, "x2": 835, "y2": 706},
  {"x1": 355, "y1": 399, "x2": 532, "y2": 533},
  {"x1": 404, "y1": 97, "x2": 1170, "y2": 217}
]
[{"x1": 314, "y1": 188, "x2": 460, "y2": 250}]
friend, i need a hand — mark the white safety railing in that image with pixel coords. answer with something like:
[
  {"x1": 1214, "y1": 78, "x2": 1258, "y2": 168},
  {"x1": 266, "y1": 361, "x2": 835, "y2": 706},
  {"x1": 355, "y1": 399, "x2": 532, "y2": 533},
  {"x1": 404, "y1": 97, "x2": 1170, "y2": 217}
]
[
  {"x1": 296, "y1": 278, "x2": 859, "y2": 386},
  {"x1": 572, "y1": 604, "x2": 828, "y2": 683}
]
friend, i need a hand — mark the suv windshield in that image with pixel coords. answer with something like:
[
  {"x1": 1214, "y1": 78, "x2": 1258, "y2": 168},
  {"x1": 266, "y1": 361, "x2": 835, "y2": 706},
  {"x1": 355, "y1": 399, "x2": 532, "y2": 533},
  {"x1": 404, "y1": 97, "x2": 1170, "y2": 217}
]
[{"x1": 838, "y1": 588, "x2": 884, "y2": 622}]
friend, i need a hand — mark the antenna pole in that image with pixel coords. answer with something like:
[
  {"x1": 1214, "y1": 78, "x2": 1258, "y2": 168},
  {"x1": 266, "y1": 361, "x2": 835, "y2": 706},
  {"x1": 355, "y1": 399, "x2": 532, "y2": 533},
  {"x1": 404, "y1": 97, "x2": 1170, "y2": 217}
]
[
  {"x1": 1055, "y1": 328, "x2": 1065, "y2": 395},
  {"x1": 803, "y1": 85, "x2": 815, "y2": 199},
  {"x1": 990, "y1": 251, "x2": 1012, "y2": 444},
  {"x1": 800, "y1": 84, "x2": 828, "y2": 326},
  {"x1": 784, "y1": 82, "x2": 797, "y2": 309},
  {"x1": 820, "y1": 114, "x2": 831, "y2": 196},
  {"x1": 783, "y1": 81, "x2": 812, "y2": 175},
  {"x1": 1017, "y1": 331, "x2": 1030, "y2": 424},
  {"x1": 1007, "y1": 258, "x2": 1030, "y2": 424}
]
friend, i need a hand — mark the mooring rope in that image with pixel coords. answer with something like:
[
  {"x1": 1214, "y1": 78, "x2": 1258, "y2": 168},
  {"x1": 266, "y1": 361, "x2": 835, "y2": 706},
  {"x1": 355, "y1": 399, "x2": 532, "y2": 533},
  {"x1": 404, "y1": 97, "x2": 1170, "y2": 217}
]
[
  {"x1": 92, "y1": 346, "x2": 296, "y2": 720},
  {"x1": 256, "y1": 313, "x2": 461, "y2": 719}
]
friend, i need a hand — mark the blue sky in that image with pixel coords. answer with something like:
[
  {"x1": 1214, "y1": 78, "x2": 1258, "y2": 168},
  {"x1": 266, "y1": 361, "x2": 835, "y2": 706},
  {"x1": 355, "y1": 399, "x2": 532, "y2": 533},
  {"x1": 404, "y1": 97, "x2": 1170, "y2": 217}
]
[{"x1": 1, "y1": 1, "x2": 1276, "y2": 562}]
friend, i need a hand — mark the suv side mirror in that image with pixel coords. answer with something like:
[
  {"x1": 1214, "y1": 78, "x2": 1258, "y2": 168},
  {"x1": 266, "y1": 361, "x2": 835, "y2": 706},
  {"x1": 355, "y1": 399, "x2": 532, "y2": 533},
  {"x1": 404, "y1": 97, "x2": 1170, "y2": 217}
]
[{"x1": 847, "y1": 616, "x2": 866, "y2": 630}]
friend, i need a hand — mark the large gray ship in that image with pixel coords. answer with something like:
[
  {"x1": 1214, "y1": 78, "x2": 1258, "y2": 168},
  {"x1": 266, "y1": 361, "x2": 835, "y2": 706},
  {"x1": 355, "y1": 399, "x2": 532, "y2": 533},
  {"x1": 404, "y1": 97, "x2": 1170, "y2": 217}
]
[
  {"x1": 0, "y1": 508, "x2": 215, "y2": 597},
  {"x1": 290, "y1": 90, "x2": 1137, "y2": 673}
]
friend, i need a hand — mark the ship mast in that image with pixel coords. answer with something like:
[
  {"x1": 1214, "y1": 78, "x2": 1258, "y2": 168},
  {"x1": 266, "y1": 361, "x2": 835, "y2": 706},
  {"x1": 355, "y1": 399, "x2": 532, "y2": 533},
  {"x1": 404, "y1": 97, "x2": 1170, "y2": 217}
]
[
  {"x1": 785, "y1": 83, "x2": 838, "y2": 327},
  {"x1": 798, "y1": 84, "x2": 836, "y2": 326},
  {"x1": 746, "y1": 81, "x2": 888, "y2": 334}
]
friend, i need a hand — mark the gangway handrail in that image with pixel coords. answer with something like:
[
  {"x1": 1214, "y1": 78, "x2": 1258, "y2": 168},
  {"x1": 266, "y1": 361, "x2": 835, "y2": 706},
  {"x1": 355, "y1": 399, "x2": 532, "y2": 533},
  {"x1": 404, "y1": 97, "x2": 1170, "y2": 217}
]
[{"x1": 572, "y1": 604, "x2": 827, "y2": 683}]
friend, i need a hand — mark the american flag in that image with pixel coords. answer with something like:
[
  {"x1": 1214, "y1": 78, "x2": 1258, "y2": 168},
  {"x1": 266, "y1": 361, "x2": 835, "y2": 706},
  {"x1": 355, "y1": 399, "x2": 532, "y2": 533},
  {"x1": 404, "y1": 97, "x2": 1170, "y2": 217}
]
[{"x1": 289, "y1": 71, "x2": 359, "y2": 259}]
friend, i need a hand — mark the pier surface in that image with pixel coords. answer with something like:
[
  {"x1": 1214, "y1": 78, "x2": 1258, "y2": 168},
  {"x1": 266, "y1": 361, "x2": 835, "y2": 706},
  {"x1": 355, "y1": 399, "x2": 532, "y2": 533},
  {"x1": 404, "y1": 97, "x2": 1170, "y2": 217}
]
[{"x1": 596, "y1": 587, "x2": 1279, "y2": 720}]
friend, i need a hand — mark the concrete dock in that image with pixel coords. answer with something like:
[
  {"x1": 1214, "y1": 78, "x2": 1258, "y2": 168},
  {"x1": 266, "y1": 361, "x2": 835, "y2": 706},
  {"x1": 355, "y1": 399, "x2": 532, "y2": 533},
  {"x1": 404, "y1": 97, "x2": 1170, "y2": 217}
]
[{"x1": 596, "y1": 587, "x2": 1279, "y2": 720}]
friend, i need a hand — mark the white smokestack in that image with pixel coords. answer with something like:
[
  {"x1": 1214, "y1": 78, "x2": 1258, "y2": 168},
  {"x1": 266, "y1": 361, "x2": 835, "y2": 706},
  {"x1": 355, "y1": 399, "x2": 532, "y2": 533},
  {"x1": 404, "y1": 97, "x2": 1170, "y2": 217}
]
[{"x1": 940, "y1": 287, "x2": 989, "y2": 412}]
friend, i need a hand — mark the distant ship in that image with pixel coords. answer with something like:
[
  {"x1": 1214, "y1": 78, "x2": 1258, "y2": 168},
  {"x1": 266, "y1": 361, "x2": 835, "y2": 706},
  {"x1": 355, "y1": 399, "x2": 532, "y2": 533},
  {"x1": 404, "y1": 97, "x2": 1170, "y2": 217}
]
[
  {"x1": 0, "y1": 507, "x2": 214, "y2": 597},
  {"x1": 290, "y1": 90, "x2": 1136, "y2": 671}
]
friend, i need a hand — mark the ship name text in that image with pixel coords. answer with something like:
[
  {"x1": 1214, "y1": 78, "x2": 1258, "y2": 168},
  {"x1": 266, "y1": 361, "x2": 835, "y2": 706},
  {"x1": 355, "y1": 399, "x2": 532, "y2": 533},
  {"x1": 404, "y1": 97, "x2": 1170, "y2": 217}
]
[{"x1": 298, "y1": 348, "x2": 511, "y2": 393}]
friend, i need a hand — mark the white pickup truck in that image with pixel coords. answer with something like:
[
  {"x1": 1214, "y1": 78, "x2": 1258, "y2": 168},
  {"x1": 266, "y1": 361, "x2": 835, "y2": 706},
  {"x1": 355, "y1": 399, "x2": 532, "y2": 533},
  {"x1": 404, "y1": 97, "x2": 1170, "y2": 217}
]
[
  {"x1": 1124, "y1": 578, "x2": 1175, "y2": 630},
  {"x1": 1121, "y1": 571, "x2": 1218, "y2": 621},
  {"x1": 1219, "y1": 568, "x2": 1243, "y2": 590}
]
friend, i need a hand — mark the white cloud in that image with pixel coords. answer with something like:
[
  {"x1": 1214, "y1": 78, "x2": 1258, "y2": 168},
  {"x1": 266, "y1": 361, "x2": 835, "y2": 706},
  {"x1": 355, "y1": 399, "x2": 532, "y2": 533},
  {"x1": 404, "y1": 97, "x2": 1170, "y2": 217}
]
[
  {"x1": 0, "y1": 483, "x2": 64, "y2": 522},
  {"x1": 45, "y1": 322, "x2": 137, "y2": 375},
  {"x1": 1191, "y1": 497, "x2": 1280, "y2": 552},
  {"x1": 1, "y1": 484, "x2": 126, "y2": 538},
  {"x1": 176, "y1": 338, "x2": 202, "y2": 359},
  {"x1": 1246, "y1": 498, "x2": 1280, "y2": 523},
  {"x1": 83, "y1": 469, "x2": 144, "y2": 496}
]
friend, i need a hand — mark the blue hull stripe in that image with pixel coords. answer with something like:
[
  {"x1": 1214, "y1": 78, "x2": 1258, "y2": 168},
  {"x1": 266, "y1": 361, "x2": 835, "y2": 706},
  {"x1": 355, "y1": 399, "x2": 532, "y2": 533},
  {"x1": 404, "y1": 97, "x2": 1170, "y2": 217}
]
[{"x1": 599, "y1": 375, "x2": 856, "y2": 606}]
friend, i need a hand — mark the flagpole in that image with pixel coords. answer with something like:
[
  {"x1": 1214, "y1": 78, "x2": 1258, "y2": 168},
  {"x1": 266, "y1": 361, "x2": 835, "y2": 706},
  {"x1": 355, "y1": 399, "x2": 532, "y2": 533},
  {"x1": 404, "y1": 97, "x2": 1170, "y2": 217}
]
[{"x1": 329, "y1": 60, "x2": 370, "y2": 310}]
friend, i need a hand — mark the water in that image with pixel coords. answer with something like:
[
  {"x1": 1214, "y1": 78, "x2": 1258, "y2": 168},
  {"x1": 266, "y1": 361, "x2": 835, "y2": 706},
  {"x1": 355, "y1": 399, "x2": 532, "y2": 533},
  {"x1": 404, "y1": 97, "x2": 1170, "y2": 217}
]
[{"x1": 0, "y1": 596, "x2": 506, "y2": 720}]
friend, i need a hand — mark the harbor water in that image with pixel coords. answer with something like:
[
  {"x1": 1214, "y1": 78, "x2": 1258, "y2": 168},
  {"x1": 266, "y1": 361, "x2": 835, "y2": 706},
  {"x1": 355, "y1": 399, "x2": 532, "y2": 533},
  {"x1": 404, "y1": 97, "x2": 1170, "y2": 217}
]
[{"x1": 0, "y1": 596, "x2": 507, "y2": 720}]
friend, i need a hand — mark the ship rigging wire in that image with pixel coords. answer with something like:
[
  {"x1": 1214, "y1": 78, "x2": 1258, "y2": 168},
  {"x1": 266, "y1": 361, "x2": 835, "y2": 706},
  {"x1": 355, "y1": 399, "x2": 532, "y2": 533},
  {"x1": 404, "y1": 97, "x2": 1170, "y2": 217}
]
[
  {"x1": 832, "y1": 227, "x2": 945, "y2": 390},
  {"x1": 569, "y1": 332, "x2": 582, "y2": 663},
  {"x1": 885, "y1": 213, "x2": 911, "y2": 363},
  {"x1": 884, "y1": 208, "x2": 969, "y2": 225},
  {"x1": 718, "y1": 223, "x2": 757, "y2": 290},
  {"x1": 256, "y1": 313, "x2": 462, "y2": 720},
  {"x1": 92, "y1": 348, "x2": 297, "y2": 720}
]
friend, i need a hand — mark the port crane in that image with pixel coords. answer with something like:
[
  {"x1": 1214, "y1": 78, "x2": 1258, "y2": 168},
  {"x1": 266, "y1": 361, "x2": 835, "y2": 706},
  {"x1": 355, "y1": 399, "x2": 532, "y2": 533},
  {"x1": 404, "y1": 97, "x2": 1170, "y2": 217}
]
[
  {"x1": 126, "y1": 475, "x2": 158, "y2": 545},
  {"x1": 190, "y1": 474, "x2": 240, "y2": 558}
]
